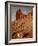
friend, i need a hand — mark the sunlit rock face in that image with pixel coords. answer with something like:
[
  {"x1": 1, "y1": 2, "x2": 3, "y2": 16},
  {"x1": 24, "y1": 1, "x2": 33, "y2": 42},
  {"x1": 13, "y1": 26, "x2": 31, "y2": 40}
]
[{"x1": 10, "y1": 9, "x2": 33, "y2": 39}]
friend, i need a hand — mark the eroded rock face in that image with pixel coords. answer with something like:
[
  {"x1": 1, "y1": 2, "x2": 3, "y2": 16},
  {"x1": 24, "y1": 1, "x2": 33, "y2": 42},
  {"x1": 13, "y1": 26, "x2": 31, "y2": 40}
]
[{"x1": 10, "y1": 9, "x2": 33, "y2": 39}]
